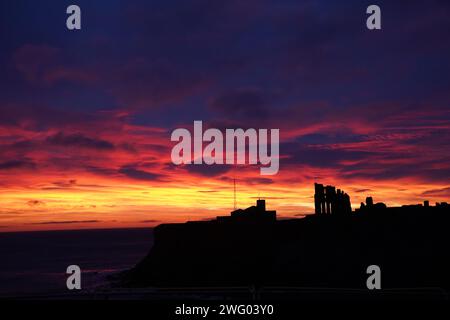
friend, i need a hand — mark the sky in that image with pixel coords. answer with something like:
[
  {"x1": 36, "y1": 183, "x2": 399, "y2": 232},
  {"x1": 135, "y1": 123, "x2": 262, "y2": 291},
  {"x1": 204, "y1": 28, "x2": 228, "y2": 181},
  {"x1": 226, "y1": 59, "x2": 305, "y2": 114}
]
[{"x1": 0, "y1": 0, "x2": 449, "y2": 232}]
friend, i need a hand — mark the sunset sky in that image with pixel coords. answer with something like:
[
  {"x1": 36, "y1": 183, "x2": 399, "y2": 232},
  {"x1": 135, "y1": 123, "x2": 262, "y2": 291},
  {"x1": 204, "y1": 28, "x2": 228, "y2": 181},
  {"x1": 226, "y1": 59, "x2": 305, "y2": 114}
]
[{"x1": 1, "y1": 0, "x2": 449, "y2": 232}]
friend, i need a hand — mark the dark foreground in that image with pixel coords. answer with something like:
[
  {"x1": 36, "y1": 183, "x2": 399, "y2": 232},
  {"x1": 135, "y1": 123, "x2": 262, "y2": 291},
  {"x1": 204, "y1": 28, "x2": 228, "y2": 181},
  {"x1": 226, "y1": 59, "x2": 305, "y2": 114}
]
[{"x1": 124, "y1": 202, "x2": 450, "y2": 297}]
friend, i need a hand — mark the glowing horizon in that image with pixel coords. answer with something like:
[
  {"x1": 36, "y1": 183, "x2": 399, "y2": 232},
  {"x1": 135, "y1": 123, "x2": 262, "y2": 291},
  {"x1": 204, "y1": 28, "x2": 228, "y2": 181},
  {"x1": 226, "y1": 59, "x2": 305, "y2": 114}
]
[{"x1": 1, "y1": 1, "x2": 449, "y2": 232}]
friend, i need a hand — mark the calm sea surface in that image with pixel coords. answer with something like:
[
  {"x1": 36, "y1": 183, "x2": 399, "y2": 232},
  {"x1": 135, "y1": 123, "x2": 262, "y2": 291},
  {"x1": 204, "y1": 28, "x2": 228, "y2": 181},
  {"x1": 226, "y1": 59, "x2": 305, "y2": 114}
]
[{"x1": 0, "y1": 228, "x2": 153, "y2": 296}]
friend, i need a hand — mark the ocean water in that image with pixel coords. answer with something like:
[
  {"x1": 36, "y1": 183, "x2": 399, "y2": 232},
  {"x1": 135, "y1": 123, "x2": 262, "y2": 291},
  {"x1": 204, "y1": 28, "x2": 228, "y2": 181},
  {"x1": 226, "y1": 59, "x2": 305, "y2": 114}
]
[{"x1": 0, "y1": 228, "x2": 153, "y2": 297}]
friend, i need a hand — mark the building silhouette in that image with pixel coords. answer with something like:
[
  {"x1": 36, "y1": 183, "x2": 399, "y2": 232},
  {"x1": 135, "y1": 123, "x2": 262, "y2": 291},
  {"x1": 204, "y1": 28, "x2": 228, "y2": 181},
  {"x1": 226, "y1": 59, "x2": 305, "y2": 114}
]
[
  {"x1": 358, "y1": 196, "x2": 386, "y2": 212},
  {"x1": 123, "y1": 183, "x2": 450, "y2": 296},
  {"x1": 216, "y1": 199, "x2": 276, "y2": 223},
  {"x1": 314, "y1": 183, "x2": 351, "y2": 215}
]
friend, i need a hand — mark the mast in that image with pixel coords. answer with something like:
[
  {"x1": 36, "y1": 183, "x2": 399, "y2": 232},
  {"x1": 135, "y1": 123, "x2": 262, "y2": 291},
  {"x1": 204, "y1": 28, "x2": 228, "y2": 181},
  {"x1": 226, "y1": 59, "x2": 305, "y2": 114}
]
[{"x1": 233, "y1": 178, "x2": 237, "y2": 210}]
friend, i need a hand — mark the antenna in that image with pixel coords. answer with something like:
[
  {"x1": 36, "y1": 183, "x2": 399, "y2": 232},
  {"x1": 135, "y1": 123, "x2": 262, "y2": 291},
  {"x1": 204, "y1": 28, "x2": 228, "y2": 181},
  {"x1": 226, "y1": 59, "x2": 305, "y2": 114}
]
[{"x1": 233, "y1": 178, "x2": 237, "y2": 210}]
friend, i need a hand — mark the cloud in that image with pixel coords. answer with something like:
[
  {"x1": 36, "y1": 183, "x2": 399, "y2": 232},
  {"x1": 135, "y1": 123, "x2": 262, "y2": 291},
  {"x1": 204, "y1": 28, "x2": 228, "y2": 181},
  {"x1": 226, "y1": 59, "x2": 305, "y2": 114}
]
[
  {"x1": 185, "y1": 164, "x2": 233, "y2": 177},
  {"x1": 281, "y1": 142, "x2": 373, "y2": 168},
  {"x1": 244, "y1": 177, "x2": 274, "y2": 185},
  {"x1": 27, "y1": 200, "x2": 45, "y2": 207},
  {"x1": 209, "y1": 88, "x2": 271, "y2": 120},
  {"x1": 46, "y1": 132, "x2": 115, "y2": 150},
  {"x1": 1, "y1": 0, "x2": 450, "y2": 230},
  {"x1": 106, "y1": 59, "x2": 210, "y2": 110},
  {"x1": 0, "y1": 160, "x2": 35, "y2": 170},
  {"x1": 13, "y1": 44, "x2": 60, "y2": 83},
  {"x1": 119, "y1": 166, "x2": 163, "y2": 181},
  {"x1": 28, "y1": 220, "x2": 100, "y2": 225},
  {"x1": 13, "y1": 44, "x2": 93, "y2": 85},
  {"x1": 52, "y1": 180, "x2": 77, "y2": 188},
  {"x1": 422, "y1": 187, "x2": 450, "y2": 198}
]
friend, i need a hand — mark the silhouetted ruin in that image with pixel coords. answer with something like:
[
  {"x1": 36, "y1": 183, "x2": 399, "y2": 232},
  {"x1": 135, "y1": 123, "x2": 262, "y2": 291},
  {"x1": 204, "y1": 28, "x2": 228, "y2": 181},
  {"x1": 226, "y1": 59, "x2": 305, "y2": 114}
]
[
  {"x1": 358, "y1": 196, "x2": 386, "y2": 211},
  {"x1": 314, "y1": 183, "x2": 352, "y2": 215},
  {"x1": 122, "y1": 184, "x2": 450, "y2": 298}
]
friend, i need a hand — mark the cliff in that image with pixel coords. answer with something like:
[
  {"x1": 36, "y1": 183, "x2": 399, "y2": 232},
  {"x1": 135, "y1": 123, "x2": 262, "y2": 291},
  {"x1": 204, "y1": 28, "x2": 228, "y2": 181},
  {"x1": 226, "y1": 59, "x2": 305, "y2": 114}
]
[{"x1": 123, "y1": 199, "x2": 450, "y2": 291}]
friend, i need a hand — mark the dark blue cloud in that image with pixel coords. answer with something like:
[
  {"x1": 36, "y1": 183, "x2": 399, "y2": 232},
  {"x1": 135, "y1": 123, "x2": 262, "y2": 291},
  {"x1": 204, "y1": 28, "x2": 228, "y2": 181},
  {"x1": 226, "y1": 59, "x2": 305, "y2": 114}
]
[
  {"x1": 46, "y1": 132, "x2": 115, "y2": 150},
  {"x1": 0, "y1": 160, "x2": 36, "y2": 170},
  {"x1": 119, "y1": 165, "x2": 164, "y2": 181},
  {"x1": 1, "y1": 0, "x2": 449, "y2": 184}
]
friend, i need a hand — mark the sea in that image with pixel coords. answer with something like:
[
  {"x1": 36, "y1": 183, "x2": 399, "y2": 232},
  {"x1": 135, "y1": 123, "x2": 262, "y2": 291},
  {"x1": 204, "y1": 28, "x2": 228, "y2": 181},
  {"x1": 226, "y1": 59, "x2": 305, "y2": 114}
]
[{"x1": 0, "y1": 228, "x2": 153, "y2": 297}]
